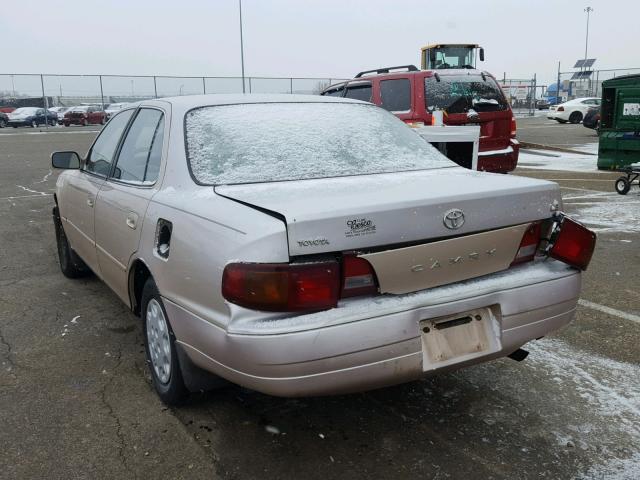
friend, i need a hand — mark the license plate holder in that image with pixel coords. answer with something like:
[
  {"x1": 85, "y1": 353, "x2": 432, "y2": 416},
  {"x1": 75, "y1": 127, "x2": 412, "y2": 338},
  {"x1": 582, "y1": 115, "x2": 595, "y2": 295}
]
[{"x1": 420, "y1": 307, "x2": 501, "y2": 371}]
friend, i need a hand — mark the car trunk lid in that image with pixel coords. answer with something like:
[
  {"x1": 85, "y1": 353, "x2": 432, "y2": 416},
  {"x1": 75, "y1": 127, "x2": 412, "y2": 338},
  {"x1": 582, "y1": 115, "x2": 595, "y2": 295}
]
[{"x1": 215, "y1": 168, "x2": 561, "y2": 258}]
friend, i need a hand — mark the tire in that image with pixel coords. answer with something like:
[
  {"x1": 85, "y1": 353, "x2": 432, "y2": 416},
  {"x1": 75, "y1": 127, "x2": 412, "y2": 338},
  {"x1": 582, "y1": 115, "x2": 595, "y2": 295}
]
[
  {"x1": 556, "y1": 119, "x2": 567, "y2": 124},
  {"x1": 569, "y1": 111, "x2": 583, "y2": 124},
  {"x1": 82, "y1": 119, "x2": 88, "y2": 126},
  {"x1": 142, "y1": 279, "x2": 188, "y2": 405},
  {"x1": 64, "y1": 123, "x2": 70, "y2": 127},
  {"x1": 100, "y1": 117, "x2": 105, "y2": 125},
  {"x1": 615, "y1": 177, "x2": 631, "y2": 195},
  {"x1": 0, "y1": 119, "x2": 5, "y2": 128},
  {"x1": 31, "y1": 120, "x2": 37, "y2": 128},
  {"x1": 53, "y1": 207, "x2": 90, "y2": 278}
]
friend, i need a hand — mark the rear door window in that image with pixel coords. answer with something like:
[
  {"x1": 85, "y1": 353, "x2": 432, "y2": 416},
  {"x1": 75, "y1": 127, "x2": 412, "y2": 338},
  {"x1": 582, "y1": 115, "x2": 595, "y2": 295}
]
[
  {"x1": 380, "y1": 78, "x2": 411, "y2": 112},
  {"x1": 112, "y1": 108, "x2": 164, "y2": 184},
  {"x1": 344, "y1": 82, "x2": 372, "y2": 102},
  {"x1": 425, "y1": 75, "x2": 508, "y2": 113}
]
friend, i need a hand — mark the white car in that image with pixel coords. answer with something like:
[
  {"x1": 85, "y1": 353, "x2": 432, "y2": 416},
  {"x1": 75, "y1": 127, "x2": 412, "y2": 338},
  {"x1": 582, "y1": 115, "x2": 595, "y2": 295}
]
[
  {"x1": 547, "y1": 97, "x2": 601, "y2": 124},
  {"x1": 48, "y1": 106, "x2": 69, "y2": 124},
  {"x1": 104, "y1": 102, "x2": 131, "y2": 119},
  {"x1": 51, "y1": 95, "x2": 596, "y2": 404}
]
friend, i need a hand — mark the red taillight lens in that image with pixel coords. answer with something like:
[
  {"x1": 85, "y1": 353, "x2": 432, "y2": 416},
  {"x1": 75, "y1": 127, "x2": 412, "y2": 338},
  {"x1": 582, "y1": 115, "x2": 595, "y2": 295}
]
[
  {"x1": 341, "y1": 255, "x2": 378, "y2": 298},
  {"x1": 222, "y1": 262, "x2": 339, "y2": 312},
  {"x1": 511, "y1": 222, "x2": 542, "y2": 266},
  {"x1": 510, "y1": 116, "x2": 517, "y2": 138},
  {"x1": 557, "y1": 106, "x2": 565, "y2": 112},
  {"x1": 549, "y1": 217, "x2": 596, "y2": 270}
]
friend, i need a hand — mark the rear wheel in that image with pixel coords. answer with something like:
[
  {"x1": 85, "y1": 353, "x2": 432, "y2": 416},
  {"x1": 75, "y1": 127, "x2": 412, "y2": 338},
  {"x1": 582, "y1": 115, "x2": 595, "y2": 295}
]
[
  {"x1": 615, "y1": 177, "x2": 631, "y2": 195},
  {"x1": 142, "y1": 279, "x2": 188, "y2": 405},
  {"x1": 82, "y1": 118, "x2": 88, "y2": 126},
  {"x1": 53, "y1": 207, "x2": 90, "y2": 278},
  {"x1": 569, "y1": 111, "x2": 583, "y2": 124},
  {"x1": 31, "y1": 120, "x2": 37, "y2": 128}
]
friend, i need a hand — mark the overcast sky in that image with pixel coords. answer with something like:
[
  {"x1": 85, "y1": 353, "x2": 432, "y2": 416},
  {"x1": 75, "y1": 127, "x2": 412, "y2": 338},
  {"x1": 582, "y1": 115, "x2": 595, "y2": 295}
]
[{"x1": 2, "y1": 0, "x2": 639, "y2": 86}]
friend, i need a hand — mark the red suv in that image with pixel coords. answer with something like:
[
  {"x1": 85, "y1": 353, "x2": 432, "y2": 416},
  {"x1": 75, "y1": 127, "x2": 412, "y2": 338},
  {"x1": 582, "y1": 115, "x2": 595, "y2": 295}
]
[
  {"x1": 63, "y1": 106, "x2": 106, "y2": 127},
  {"x1": 321, "y1": 65, "x2": 519, "y2": 173}
]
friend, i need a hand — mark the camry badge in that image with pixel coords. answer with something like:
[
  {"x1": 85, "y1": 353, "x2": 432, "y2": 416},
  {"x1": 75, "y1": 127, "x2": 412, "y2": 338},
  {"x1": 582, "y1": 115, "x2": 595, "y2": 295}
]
[{"x1": 443, "y1": 209, "x2": 465, "y2": 230}]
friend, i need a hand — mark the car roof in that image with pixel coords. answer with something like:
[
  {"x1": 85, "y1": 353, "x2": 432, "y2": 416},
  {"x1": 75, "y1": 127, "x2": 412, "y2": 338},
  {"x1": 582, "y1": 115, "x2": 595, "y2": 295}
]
[{"x1": 141, "y1": 93, "x2": 367, "y2": 110}]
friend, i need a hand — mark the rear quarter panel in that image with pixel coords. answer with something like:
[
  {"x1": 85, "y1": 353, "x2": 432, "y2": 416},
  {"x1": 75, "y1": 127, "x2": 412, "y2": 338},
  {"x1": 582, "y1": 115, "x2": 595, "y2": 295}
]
[{"x1": 139, "y1": 189, "x2": 290, "y2": 330}]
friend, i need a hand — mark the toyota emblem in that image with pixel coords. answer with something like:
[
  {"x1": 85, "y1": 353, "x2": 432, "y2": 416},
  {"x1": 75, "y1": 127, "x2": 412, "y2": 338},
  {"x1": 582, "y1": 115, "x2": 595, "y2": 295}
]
[{"x1": 443, "y1": 209, "x2": 465, "y2": 230}]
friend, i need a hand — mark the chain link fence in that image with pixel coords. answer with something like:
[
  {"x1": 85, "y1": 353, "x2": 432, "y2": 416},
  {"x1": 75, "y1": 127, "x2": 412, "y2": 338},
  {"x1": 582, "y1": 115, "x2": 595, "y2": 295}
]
[
  {"x1": 553, "y1": 67, "x2": 640, "y2": 103},
  {"x1": 497, "y1": 77, "x2": 539, "y2": 117},
  {"x1": 0, "y1": 74, "x2": 348, "y2": 109}
]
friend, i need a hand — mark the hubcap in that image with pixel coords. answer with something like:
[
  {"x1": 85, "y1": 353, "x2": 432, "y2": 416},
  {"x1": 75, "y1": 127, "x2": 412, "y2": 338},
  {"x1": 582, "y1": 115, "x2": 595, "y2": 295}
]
[{"x1": 146, "y1": 299, "x2": 172, "y2": 384}]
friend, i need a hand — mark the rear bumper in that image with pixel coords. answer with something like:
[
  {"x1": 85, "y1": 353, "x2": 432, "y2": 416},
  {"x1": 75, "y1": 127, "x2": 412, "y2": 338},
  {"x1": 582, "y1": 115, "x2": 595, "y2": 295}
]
[
  {"x1": 167, "y1": 261, "x2": 581, "y2": 397},
  {"x1": 477, "y1": 139, "x2": 519, "y2": 173}
]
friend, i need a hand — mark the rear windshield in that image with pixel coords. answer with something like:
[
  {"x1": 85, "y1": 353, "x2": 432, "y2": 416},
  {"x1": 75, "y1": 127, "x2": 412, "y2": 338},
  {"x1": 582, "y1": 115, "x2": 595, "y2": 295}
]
[
  {"x1": 425, "y1": 75, "x2": 508, "y2": 113},
  {"x1": 185, "y1": 102, "x2": 451, "y2": 185}
]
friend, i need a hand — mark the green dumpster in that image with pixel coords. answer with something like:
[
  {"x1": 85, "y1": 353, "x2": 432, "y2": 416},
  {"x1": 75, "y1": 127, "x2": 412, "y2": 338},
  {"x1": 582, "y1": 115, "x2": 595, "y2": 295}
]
[{"x1": 598, "y1": 73, "x2": 640, "y2": 169}]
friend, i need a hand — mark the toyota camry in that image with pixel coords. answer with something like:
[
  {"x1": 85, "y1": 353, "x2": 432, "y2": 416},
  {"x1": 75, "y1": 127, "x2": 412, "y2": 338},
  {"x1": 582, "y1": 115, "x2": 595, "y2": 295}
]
[{"x1": 51, "y1": 94, "x2": 596, "y2": 404}]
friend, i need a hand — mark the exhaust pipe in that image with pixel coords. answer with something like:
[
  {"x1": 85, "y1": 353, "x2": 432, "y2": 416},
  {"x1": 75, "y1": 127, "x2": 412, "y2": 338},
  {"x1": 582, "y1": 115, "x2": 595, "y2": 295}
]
[{"x1": 508, "y1": 348, "x2": 529, "y2": 362}]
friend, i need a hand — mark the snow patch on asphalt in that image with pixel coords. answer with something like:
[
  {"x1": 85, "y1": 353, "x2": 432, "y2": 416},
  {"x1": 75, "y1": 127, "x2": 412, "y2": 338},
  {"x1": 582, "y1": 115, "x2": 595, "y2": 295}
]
[
  {"x1": 518, "y1": 149, "x2": 598, "y2": 172},
  {"x1": 528, "y1": 339, "x2": 640, "y2": 479}
]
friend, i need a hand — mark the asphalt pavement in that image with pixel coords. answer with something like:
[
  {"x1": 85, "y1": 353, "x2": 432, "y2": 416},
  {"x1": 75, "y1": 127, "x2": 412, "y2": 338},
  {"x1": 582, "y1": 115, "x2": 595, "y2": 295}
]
[{"x1": 1, "y1": 127, "x2": 638, "y2": 479}]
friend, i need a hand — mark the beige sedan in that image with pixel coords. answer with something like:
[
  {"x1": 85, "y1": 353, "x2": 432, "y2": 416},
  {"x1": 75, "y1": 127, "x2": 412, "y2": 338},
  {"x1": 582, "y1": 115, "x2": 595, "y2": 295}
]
[{"x1": 52, "y1": 95, "x2": 596, "y2": 405}]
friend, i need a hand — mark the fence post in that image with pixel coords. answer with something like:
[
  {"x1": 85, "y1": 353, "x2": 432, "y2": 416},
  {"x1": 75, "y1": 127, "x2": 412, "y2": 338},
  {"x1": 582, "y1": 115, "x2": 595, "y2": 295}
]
[
  {"x1": 153, "y1": 76, "x2": 158, "y2": 98},
  {"x1": 99, "y1": 75, "x2": 105, "y2": 110},
  {"x1": 202, "y1": 77, "x2": 206, "y2": 94},
  {"x1": 531, "y1": 73, "x2": 537, "y2": 117},
  {"x1": 290, "y1": 78, "x2": 293, "y2": 94},
  {"x1": 40, "y1": 74, "x2": 48, "y2": 130},
  {"x1": 556, "y1": 61, "x2": 561, "y2": 104},
  {"x1": 248, "y1": 77, "x2": 252, "y2": 93}
]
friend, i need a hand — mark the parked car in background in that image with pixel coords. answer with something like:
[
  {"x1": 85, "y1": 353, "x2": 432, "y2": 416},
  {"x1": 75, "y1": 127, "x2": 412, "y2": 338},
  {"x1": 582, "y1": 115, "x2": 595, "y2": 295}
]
[
  {"x1": 321, "y1": 65, "x2": 519, "y2": 173},
  {"x1": 582, "y1": 106, "x2": 600, "y2": 130},
  {"x1": 49, "y1": 106, "x2": 70, "y2": 124},
  {"x1": 51, "y1": 94, "x2": 595, "y2": 405},
  {"x1": 105, "y1": 102, "x2": 131, "y2": 119},
  {"x1": 0, "y1": 112, "x2": 8, "y2": 128},
  {"x1": 547, "y1": 97, "x2": 601, "y2": 124},
  {"x1": 7, "y1": 107, "x2": 57, "y2": 127},
  {"x1": 63, "y1": 106, "x2": 106, "y2": 126},
  {"x1": 536, "y1": 99, "x2": 550, "y2": 110}
]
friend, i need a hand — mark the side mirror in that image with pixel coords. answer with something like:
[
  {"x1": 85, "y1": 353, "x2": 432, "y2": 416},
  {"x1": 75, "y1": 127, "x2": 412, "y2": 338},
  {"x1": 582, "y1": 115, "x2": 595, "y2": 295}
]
[
  {"x1": 479, "y1": 48, "x2": 485, "y2": 62},
  {"x1": 52, "y1": 151, "x2": 80, "y2": 169}
]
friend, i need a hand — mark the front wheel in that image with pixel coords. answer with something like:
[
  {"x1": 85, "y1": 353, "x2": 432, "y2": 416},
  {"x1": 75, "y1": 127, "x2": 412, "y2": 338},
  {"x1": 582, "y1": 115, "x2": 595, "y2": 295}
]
[
  {"x1": 0, "y1": 119, "x2": 5, "y2": 128},
  {"x1": 142, "y1": 279, "x2": 188, "y2": 405},
  {"x1": 615, "y1": 177, "x2": 631, "y2": 195},
  {"x1": 53, "y1": 207, "x2": 90, "y2": 278}
]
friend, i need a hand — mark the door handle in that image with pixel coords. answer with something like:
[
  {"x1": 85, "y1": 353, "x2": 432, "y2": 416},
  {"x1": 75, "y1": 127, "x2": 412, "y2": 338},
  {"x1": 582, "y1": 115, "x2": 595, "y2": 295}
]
[
  {"x1": 86, "y1": 196, "x2": 94, "y2": 207},
  {"x1": 126, "y1": 212, "x2": 139, "y2": 230}
]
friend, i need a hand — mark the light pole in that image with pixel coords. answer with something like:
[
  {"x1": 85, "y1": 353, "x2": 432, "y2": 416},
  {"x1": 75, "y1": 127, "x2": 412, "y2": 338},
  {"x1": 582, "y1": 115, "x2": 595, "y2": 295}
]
[
  {"x1": 179, "y1": 84, "x2": 184, "y2": 96},
  {"x1": 239, "y1": 0, "x2": 246, "y2": 93},
  {"x1": 584, "y1": 7, "x2": 593, "y2": 64},
  {"x1": 130, "y1": 80, "x2": 134, "y2": 98}
]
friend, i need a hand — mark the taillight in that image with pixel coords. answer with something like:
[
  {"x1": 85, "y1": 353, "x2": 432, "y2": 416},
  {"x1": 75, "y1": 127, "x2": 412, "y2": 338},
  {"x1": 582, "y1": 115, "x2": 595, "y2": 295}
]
[
  {"x1": 222, "y1": 262, "x2": 339, "y2": 312},
  {"x1": 549, "y1": 216, "x2": 596, "y2": 270},
  {"x1": 511, "y1": 222, "x2": 542, "y2": 266},
  {"x1": 510, "y1": 116, "x2": 517, "y2": 138},
  {"x1": 557, "y1": 106, "x2": 565, "y2": 112},
  {"x1": 341, "y1": 255, "x2": 378, "y2": 298}
]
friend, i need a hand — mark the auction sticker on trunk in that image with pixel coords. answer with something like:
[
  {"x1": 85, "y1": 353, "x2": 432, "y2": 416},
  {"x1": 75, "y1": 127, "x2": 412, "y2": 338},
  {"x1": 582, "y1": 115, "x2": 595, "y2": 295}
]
[
  {"x1": 345, "y1": 217, "x2": 376, "y2": 238},
  {"x1": 420, "y1": 307, "x2": 502, "y2": 371}
]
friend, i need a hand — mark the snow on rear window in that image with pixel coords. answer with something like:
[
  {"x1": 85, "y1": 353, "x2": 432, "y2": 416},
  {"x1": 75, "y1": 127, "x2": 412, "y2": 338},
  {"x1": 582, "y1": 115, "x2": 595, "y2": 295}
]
[{"x1": 185, "y1": 102, "x2": 451, "y2": 185}]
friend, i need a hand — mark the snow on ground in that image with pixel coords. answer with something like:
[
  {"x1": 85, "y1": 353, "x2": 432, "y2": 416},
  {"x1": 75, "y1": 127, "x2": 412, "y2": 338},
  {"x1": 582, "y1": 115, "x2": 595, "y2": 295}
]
[
  {"x1": 562, "y1": 189, "x2": 640, "y2": 233},
  {"x1": 518, "y1": 148, "x2": 599, "y2": 172},
  {"x1": 527, "y1": 339, "x2": 640, "y2": 480}
]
